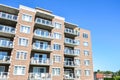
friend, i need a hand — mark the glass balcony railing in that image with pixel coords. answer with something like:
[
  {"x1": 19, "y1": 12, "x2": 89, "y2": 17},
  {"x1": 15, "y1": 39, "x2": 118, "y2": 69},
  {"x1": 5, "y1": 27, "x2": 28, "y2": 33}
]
[
  {"x1": 64, "y1": 73, "x2": 79, "y2": 79},
  {"x1": 0, "y1": 56, "x2": 10, "y2": 63},
  {"x1": 29, "y1": 73, "x2": 51, "y2": 80},
  {"x1": 0, "y1": 39, "x2": 13, "y2": 48},
  {"x1": 0, "y1": 25, "x2": 15, "y2": 34},
  {"x1": 33, "y1": 43, "x2": 52, "y2": 51},
  {"x1": 31, "y1": 57, "x2": 52, "y2": 65},
  {"x1": 64, "y1": 61, "x2": 77, "y2": 67},
  {"x1": 0, "y1": 72, "x2": 8, "y2": 80},
  {"x1": 64, "y1": 48, "x2": 80, "y2": 56},
  {"x1": 65, "y1": 28, "x2": 79, "y2": 36},
  {"x1": 34, "y1": 29, "x2": 53, "y2": 39},
  {"x1": 0, "y1": 12, "x2": 17, "y2": 21},
  {"x1": 35, "y1": 18, "x2": 53, "y2": 27},
  {"x1": 65, "y1": 38, "x2": 79, "y2": 45}
]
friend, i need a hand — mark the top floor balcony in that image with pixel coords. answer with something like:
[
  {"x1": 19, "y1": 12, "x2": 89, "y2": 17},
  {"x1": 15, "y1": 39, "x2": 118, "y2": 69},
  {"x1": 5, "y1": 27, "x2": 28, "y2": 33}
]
[
  {"x1": 64, "y1": 38, "x2": 80, "y2": 47},
  {"x1": 65, "y1": 28, "x2": 79, "y2": 37},
  {"x1": 0, "y1": 12, "x2": 17, "y2": 26},
  {"x1": 0, "y1": 24, "x2": 15, "y2": 37},
  {"x1": 35, "y1": 18, "x2": 54, "y2": 30},
  {"x1": 34, "y1": 29, "x2": 53, "y2": 41}
]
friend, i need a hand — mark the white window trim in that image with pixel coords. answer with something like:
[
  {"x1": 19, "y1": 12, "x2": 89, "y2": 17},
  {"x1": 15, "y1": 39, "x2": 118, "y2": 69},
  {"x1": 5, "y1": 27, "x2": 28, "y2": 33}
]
[
  {"x1": 20, "y1": 24, "x2": 31, "y2": 34},
  {"x1": 13, "y1": 65, "x2": 26, "y2": 75},
  {"x1": 84, "y1": 69, "x2": 91, "y2": 76},
  {"x1": 22, "y1": 13, "x2": 32, "y2": 22},
  {"x1": 53, "y1": 54, "x2": 61, "y2": 63},
  {"x1": 84, "y1": 59, "x2": 90, "y2": 66},
  {"x1": 54, "y1": 22, "x2": 62, "y2": 29},
  {"x1": 52, "y1": 67, "x2": 61, "y2": 76},
  {"x1": 53, "y1": 43, "x2": 61, "y2": 51},
  {"x1": 84, "y1": 50, "x2": 90, "y2": 56},
  {"x1": 83, "y1": 41, "x2": 89, "y2": 47},
  {"x1": 18, "y1": 37, "x2": 29, "y2": 47},
  {"x1": 16, "y1": 50, "x2": 28, "y2": 60}
]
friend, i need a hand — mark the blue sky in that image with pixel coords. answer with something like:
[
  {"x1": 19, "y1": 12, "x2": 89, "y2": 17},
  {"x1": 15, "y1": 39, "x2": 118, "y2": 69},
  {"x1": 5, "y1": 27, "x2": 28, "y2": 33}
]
[{"x1": 0, "y1": 0, "x2": 120, "y2": 72}]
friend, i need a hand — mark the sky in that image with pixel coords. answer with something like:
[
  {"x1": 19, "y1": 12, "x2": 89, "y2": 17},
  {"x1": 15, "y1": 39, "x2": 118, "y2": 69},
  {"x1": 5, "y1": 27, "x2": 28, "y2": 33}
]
[{"x1": 0, "y1": 0, "x2": 120, "y2": 72}]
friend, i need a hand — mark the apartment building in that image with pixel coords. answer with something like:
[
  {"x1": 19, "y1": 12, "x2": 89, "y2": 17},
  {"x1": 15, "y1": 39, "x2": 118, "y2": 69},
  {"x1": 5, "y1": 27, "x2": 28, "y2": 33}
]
[{"x1": 0, "y1": 4, "x2": 93, "y2": 80}]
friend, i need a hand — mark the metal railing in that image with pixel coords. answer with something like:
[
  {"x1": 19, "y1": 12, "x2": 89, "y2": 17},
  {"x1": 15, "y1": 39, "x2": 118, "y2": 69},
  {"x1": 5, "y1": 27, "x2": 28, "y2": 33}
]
[
  {"x1": 0, "y1": 25, "x2": 15, "y2": 34},
  {"x1": 64, "y1": 48, "x2": 80, "y2": 56},
  {"x1": 29, "y1": 73, "x2": 51, "y2": 80},
  {"x1": 31, "y1": 57, "x2": 52, "y2": 65},
  {"x1": 64, "y1": 73, "x2": 80, "y2": 79},
  {"x1": 0, "y1": 56, "x2": 10, "y2": 63},
  {"x1": 0, "y1": 72, "x2": 8, "y2": 80},
  {"x1": 0, "y1": 40, "x2": 13, "y2": 48},
  {"x1": 0, "y1": 12, "x2": 17, "y2": 21},
  {"x1": 64, "y1": 61, "x2": 78, "y2": 67},
  {"x1": 33, "y1": 43, "x2": 52, "y2": 51},
  {"x1": 65, "y1": 38, "x2": 79, "y2": 45},
  {"x1": 34, "y1": 29, "x2": 53, "y2": 39},
  {"x1": 65, "y1": 28, "x2": 79, "y2": 35},
  {"x1": 35, "y1": 18, "x2": 53, "y2": 27}
]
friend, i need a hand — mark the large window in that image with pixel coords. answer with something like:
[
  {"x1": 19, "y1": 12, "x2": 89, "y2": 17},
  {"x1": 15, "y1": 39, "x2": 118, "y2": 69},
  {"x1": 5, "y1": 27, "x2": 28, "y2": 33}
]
[
  {"x1": 0, "y1": 51, "x2": 8, "y2": 60},
  {"x1": 53, "y1": 44, "x2": 61, "y2": 50},
  {"x1": 83, "y1": 33, "x2": 88, "y2": 38},
  {"x1": 75, "y1": 69, "x2": 81, "y2": 76},
  {"x1": 16, "y1": 51, "x2": 27, "y2": 60},
  {"x1": 54, "y1": 22, "x2": 62, "y2": 29},
  {"x1": 85, "y1": 70, "x2": 90, "y2": 76},
  {"x1": 84, "y1": 60, "x2": 90, "y2": 66},
  {"x1": 19, "y1": 38, "x2": 28, "y2": 46},
  {"x1": 22, "y1": 14, "x2": 32, "y2": 22},
  {"x1": 14, "y1": 66, "x2": 26, "y2": 75},
  {"x1": 53, "y1": 55, "x2": 61, "y2": 63},
  {"x1": 52, "y1": 68, "x2": 60, "y2": 76},
  {"x1": 20, "y1": 25, "x2": 30, "y2": 34},
  {"x1": 84, "y1": 50, "x2": 89, "y2": 56},
  {"x1": 75, "y1": 59, "x2": 80, "y2": 65},
  {"x1": 54, "y1": 33, "x2": 62, "y2": 39}
]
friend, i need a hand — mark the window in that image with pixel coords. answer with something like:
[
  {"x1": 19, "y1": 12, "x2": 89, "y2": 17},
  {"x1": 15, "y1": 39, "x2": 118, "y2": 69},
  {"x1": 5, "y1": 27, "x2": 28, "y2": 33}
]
[
  {"x1": 83, "y1": 42, "x2": 88, "y2": 47},
  {"x1": 14, "y1": 66, "x2": 26, "y2": 75},
  {"x1": 83, "y1": 33, "x2": 88, "y2": 38},
  {"x1": 19, "y1": 38, "x2": 28, "y2": 46},
  {"x1": 52, "y1": 68, "x2": 60, "y2": 76},
  {"x1": 54, "y1": 33, "x2": 62, "y2": 39},
  {"x1": 84, "y1": 50, "x2": 89, "y2": 56},
  {"x1": 22, "y1": 14, "x2": 32, "y2": 22},
  {"x1": 85, "y1": 70, "x2": 90, "y2": 76},
  {"x1": 53, "y1": 44, "x2": 61, "y2": 50},
  {"x1": 75, "y1": 59, "x2": 80, "y2": 65},
  {"x1": 53, "y1": 55, "x2": 61, "y2": 62},
  {"x1": 16, "y1": 51, "x2": 27, "y2": 60},
  {"x1": 84, "y1": 60, "x2": 90, "y2": 66},
  {"x1": 20, "y1": 25, "x2": 30, "y2": 34},
  {"x1": 75, "y1": 69, "x2": 81, "y2": 76},
  {"x1": 54, "y1": 22, "x2": 62, "y2": 29}
]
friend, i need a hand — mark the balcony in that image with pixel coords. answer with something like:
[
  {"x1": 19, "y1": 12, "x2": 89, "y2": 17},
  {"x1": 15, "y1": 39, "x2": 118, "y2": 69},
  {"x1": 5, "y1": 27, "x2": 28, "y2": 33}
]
[
  {"x1": 64, "y1": 61, "x2": 79, "y2": 68},
  {"x1": 65, "y1": 28, "x2": 79, "y2": 37},
  {"x1": 64, "y1": 49, "x2": 80, "y2": 57},
  {"x1": 64, "y1": 73, "x2": 79, "y2": 80},
  {"x1": 28, "y1": 73, "x2": 51, "y2": 80},
  {"x1": 0, "y1": 72, "x2": 8, "y2": 80},
  {"x1": 30, "y1": 57, "x2": 52, "y2": 66},
  {"x1": 32, "y1": 43, "x2": 52, "y2": 53},
  {"x1": 0, "y1": 39, "x2": 13, "y2": 49},
  {"x1": 0, "y1": 12, "x2": 17, "y2": 26},
  {"x1": 0, "y1": 56, "x2": 10, "y2": 64},
  {"x1": 64, "y1": 38, "x2": 79, "y2": 47},
  {"x1": 34, "y1": 29, "x2": 53, "y2": 41},
  {"x1": 35, "y1": 18, "x2": 54, "y2": 30},
  {"x1": 0, "y1": 25, "x2": 15, "y2": 37}
]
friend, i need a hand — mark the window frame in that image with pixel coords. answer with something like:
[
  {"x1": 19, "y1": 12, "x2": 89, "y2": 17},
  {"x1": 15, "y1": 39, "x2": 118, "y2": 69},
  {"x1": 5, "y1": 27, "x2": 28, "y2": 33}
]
[{"x1": 13, "y1": 65, "x2": 26, "y2": 75}]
